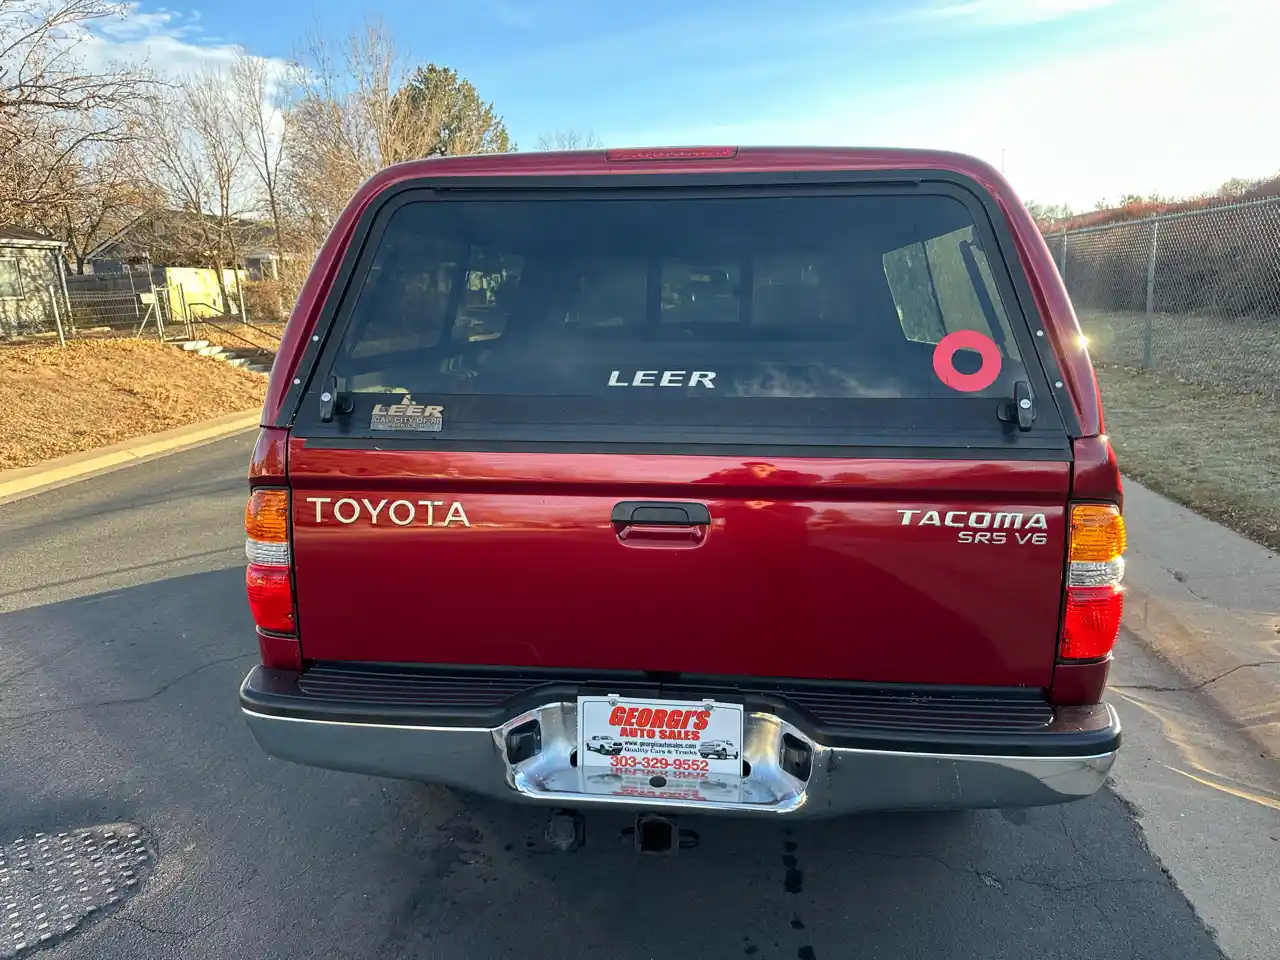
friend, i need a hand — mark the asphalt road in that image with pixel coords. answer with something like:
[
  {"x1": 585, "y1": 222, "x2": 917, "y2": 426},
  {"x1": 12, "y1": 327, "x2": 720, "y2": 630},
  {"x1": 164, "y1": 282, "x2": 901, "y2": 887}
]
[{"x1": 2, "y1": 434, "x2": 1277, "y2": 960}]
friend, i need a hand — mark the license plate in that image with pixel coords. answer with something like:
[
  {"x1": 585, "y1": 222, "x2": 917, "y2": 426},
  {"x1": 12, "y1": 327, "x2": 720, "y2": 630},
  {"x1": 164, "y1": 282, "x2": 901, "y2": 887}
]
[
  {"x1": 577, "y1": 696, "x2": 745, "y2": 778},
  {"x1": 582, "y1": 770, "x2": 743, "y2": 804}
]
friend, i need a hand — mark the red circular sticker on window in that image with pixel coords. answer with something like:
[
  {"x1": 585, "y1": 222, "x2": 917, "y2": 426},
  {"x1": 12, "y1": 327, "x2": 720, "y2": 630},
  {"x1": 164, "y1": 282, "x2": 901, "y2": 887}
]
[{"x1": 932, "y1": 330, "x2": 1002, "y2": 393}]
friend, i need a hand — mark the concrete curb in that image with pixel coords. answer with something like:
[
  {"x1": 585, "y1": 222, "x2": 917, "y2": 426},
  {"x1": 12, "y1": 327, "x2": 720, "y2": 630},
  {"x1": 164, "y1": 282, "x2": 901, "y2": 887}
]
[
  {"x1": 0, "y1": 409, "x2": 261, "y2": 504},
  {"x1": 1118, "y1": 481, "x2": 1279, "y2": 760},
  {"x1": 1122, "y1": 583, "x2": 1279, "y2": 759}
]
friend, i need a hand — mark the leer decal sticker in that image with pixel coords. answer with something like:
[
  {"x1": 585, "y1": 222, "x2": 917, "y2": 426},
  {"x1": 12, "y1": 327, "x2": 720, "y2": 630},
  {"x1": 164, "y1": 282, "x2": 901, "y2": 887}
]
[
  {"x1": 607, "y1": 370, "x2": 716, "y2": 388},
  {"x1": 371, "y1": 396, "x2": 443, "y2": 432}
]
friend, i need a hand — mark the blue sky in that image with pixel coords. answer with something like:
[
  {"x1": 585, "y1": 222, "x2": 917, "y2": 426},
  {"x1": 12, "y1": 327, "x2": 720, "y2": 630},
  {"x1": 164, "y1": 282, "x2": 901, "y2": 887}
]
[{"x1": 86, "y1": 0, "x2": 1279, "y2": 209}]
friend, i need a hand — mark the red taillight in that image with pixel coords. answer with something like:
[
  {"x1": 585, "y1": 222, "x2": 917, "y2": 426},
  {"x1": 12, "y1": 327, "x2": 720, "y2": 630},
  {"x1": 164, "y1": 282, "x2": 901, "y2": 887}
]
[
  {"x1": 246, "y1": 564, "x2": 295, "y2": 634},
  {"x1": 244, "y1": 486, "x2": 294, "y2": 639},
  {"x1": 605, "y1": 146, "x2": 738, "y2": 162},
  {"x1": 1060, "y1": 502, "x2": 1126, "y2": 662},
  {"x1": 1061, "y1": 584, "x2": 1124, "y2": 660},
  {"x1": 246, "y1": 433, "x2": 298, "y2": 666}
]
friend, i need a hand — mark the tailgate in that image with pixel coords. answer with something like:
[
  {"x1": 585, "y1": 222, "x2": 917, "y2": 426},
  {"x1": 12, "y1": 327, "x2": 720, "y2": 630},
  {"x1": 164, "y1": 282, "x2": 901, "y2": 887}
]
[
  {"x1": 288, "y1": 446, "x2": 1068, "y2": 686},
  {"x1": 284, "y1": 176, "x2": 1075, "y2": 688}
]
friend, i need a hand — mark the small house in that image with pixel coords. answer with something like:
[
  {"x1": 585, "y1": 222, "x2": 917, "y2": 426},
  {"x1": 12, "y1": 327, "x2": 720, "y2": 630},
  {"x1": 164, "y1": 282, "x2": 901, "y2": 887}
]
[
  {"x1": 84, "y1": 211, "x2": 282, "y2": 280},
  {"x1": 0, "y1": 226, "x2": 68, "y2": 338}
]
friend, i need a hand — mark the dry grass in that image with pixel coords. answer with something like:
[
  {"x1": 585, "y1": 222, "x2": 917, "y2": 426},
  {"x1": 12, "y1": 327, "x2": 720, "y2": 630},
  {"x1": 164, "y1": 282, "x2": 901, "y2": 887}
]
[
  {"x1": 1079, "y1": 310, "x2": 1280, "y2": 396},
  {"x1": 0, "y1": 340, "x2": 267, "y2": 469},
  {"x1": 1097, "y1": 364, "x2": 1280, "y2": 551}
]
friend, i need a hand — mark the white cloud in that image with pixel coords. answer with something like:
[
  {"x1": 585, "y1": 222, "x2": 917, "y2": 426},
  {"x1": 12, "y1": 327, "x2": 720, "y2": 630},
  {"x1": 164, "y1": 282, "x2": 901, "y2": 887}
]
[
  {"x1": 92, "y1": 6, "x2": 194, "y2": 41},
  {"x1": 78, "y1": 3, "x2": 284, "y2": 76}
]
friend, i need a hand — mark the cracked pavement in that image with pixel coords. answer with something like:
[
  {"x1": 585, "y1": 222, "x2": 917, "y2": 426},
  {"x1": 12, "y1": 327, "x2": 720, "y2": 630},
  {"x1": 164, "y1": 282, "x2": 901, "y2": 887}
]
[
  {"x1": 1112, "y1": 659, "x2": 1280, "y2": 694},
  {"x1": 2, "y1": 434, "x2": 1277, "y2": 959}
]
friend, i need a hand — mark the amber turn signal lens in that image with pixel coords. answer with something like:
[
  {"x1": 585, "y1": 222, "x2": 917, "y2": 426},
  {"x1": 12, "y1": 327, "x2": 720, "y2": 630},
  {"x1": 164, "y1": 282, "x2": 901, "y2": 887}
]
[
  {"x1": 1068, "y1": 503, "x2": 1125, "y2": 562},
  {"x1": 245, "y1": 488, "x2": 289, "y2": 543}
]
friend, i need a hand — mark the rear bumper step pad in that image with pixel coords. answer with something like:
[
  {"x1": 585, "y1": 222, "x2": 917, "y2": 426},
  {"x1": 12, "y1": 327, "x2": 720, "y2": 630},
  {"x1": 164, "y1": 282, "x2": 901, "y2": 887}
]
[{"x1": 243, "y1": 662, "x2": 1114, "y2": 757}]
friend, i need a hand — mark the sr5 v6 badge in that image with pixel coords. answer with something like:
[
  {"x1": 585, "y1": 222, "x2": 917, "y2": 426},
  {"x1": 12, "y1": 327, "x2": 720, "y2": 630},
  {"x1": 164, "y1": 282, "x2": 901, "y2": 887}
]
[{"x1": 897, "y1": 509, "x2": 1049, "y2": 546}]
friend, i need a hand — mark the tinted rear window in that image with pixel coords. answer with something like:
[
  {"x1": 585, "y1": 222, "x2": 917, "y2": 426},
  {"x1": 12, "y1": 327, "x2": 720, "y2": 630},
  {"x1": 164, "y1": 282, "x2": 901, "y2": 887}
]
[{"x1": 311, "y1": 190, "x2": 1059, "y2": 450}]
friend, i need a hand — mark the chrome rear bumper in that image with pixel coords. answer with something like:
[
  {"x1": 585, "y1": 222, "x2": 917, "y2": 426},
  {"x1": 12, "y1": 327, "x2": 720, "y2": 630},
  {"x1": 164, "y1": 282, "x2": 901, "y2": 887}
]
[{"x1": 241, "y1": 675, "x2": 1118, "y2": 818}]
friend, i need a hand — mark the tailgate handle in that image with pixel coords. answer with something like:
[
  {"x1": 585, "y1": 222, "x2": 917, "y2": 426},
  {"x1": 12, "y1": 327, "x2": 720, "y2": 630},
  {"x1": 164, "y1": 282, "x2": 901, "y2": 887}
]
[{"x1": 611, "y1": 501, "x2": 711, "y2": 527}]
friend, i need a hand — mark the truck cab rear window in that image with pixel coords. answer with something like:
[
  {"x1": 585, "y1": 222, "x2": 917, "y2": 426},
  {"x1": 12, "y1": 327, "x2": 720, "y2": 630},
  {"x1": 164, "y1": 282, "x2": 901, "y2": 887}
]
[{"x1": 312, "y1": 191, "x2": 1057, "y2": 448}]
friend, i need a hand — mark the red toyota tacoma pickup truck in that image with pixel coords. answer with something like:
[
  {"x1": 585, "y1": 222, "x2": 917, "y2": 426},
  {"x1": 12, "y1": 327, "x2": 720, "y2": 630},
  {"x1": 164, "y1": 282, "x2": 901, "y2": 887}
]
[{"x1": 239, "y1": 147, "x2": 1125, "y2": 826}]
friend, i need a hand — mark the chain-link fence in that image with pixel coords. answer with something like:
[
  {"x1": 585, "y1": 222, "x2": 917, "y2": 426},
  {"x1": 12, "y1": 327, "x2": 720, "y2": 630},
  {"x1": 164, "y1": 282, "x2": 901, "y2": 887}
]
[
  {"x1": 58, "y1": 286, "x2": 183, "y2": 342},
  {"x1": 57, "y1": 286, "x2": 283, "y2": 353},
  {"x1": 3, "y1": 270, "x2": 283, "y2": 352},
  {"x1": 0, "y1": 272, "x2": 194, "y2": 346},
  {"x1": 1044, "y1": 196, "x2": 1280, "y2": 396}
]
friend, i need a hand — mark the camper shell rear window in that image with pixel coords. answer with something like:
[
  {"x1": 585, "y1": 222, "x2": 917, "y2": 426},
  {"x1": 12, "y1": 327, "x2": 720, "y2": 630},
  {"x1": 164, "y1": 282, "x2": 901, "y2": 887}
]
[{"x1": 293, "y1": 180, "x2": 1069, "y2": 455}]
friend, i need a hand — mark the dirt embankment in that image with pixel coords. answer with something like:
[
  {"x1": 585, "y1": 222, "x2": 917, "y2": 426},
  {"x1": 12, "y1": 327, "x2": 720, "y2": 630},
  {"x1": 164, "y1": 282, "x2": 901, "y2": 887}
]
[{"x1": 0, "y1": 340, "x2": 266, "y2": 469}]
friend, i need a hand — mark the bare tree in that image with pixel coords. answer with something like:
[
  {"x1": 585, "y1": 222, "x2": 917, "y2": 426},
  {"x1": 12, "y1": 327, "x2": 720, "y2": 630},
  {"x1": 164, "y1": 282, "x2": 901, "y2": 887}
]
[
  {"x1": 0, "y1": 0, "x2": 152, "y2": 220},
  {"x1": 32, "y1": 137, "x2": 152, "y2": 273},
  {"x1": 280, "y1": 20, "x2": 392, "y2": 250},
  {"x1": 140, "y1": 69, "x2": 252, "y2": 314},
  {"x1": 535, "y1": 128, "x2": 602, "y2": 151},
  {"x1": 282, "y1": 17, "x2": 511, "y2": 250},
  {"x1": 1024, "y1": 200, "x2": 1073, "y2": 228},
  {"x1": 230, "y1": 54, "x2": 287, "y2": 264}
]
